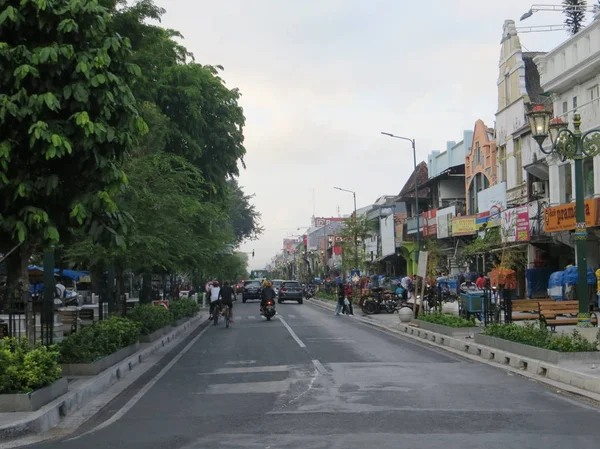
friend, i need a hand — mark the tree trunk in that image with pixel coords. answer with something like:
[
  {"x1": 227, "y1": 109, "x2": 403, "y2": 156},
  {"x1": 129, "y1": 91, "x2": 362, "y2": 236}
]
[
  {"x1": 140, "y1": 272, "x2": 152, "y2": 304},
  {"x1": 116, "y1": 264, "x2": 126, "y2": 315},
  {"x1": 90, "y1": 265, "x2": 103, "y2": 295}
]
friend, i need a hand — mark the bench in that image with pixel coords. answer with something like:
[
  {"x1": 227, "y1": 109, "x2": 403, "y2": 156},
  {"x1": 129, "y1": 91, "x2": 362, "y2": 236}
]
[
  {"x1": 539, "y1": 300, "x2": 599, "y2": 331},
  {"x1": 511, "y1": 299, "x2": 556, "y2": 321},
  {"x1": 58, "y1": 309, "x2": 80, "y2": 334}
]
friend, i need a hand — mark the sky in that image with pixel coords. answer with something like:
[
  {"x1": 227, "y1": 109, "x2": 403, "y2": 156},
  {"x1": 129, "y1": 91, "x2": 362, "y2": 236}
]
[{"x1": 155, "y1": 0, "x2": 593, "y2": 270}]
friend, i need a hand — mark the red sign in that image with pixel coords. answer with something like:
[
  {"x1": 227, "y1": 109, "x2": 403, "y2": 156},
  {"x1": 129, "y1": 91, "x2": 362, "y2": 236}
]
[
  {"x1": 302, "y1": 235, "x2": 307, "y2": 247},
  {"x1": 314, "y1": 217, "x2": 343, "y2": 227},
  {"x1": 421, "y1": 209, "x2": 437, "y2": 237}
]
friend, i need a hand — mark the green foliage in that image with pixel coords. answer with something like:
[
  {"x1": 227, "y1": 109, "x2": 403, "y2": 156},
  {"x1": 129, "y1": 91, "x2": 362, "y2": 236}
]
[
  {"x1": 484, "y1": 322, "x2": 598, "y2": 352},
  {"x1": 0, "y1": 0, "x2": 147, "y2": 253},
  {"x1": 339, "y1": 215, "x2": 378, "y2": 271},
  {"x1": 126, "y1": 304, "x2": 171, "y2": 335},
  {"x1": 169, "y1": 298, "x2": 199, "y2": 321},
  {"x1": 59, "y1": 317, "x2": 141, "y2": 364},
  {"x1": 563, "y1": 0, "x2": 587, "y2": 35},
  {"x1": 318, "y1": 291, "x2": 337, "y2": 301},
  {"x1": 419, "y1": 313, "x2": 476, "y2": 328},
  {"x1": 0, "y1": 338, "x2": 62, "y2": 394}
]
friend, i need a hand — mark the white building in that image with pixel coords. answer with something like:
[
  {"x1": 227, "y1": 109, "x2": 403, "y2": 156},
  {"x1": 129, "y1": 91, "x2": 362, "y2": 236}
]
[
  {"x1": 495, "y1": 20, "x2": 549, "y2": 207},
  {"x1": 534, "y1": 12, "x2": 600, "y2": 268}
]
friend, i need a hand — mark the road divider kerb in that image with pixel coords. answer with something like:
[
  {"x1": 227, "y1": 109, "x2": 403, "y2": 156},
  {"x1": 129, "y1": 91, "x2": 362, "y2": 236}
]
[
  {"x1": 0, "y1": 314, "x2": 210, "y2": 443},
  {"x1": 307, "y1": 297, "x2": 600, "y2": 402}
]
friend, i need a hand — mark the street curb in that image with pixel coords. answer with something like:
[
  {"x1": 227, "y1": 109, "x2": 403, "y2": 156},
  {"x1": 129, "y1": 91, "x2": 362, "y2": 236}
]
[
  {"x1": 0, "y1": 314, "x2": 210, "y2": 441},
  {"x1": 307, "y1": 298, "x2": 600, "y2": 402}
]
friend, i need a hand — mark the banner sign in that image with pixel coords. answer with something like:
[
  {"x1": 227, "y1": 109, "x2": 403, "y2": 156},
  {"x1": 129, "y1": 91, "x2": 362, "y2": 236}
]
[
  {"x1": 422, "y1": 209, "x2": 437, "y2": 237},
  {"x1": 544, "y1": 198, "x2": 598, "y2": 232},
  {"x1": 502, "y1": 206, "x2": 530, "y2": 242},
  {"x1": 452, "y1": 216, "x2": 477, "y2": 236}
]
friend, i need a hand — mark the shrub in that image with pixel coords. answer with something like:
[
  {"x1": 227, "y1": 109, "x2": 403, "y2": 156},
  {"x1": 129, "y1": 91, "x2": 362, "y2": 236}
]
[
  {"x1": 318, "y1": 292, "x2": 337, "y2": 301},
  {"x1": 169, "y1": 298, "x2": 199, "y2": 321},
  {"x1": 0, "y1": 338, "x2": 62, "y2": 394},
  {"x1": 419, "y1": 313, "x2": 476, "y2": 328},
  {"x1": 59, "y1": 316, "x2": 141, "y2": 364},
  {"x1": 484, "y1": 323, "x2": 598, "y2": 352},
  {"x1": 127, "y1": 305, "x2": 171, "y2": 335}
]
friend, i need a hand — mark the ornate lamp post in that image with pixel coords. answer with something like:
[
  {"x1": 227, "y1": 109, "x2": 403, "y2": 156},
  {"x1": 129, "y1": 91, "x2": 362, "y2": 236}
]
[{"x1": 526, "y1": 105, "x2": 600, "y2": 317}]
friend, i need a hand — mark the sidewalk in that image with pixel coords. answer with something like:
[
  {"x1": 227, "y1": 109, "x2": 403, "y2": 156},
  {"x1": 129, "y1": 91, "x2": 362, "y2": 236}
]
[
  {"x1": 308, "y1": 297, "x2": 600, "y2": 401},
  {"x1": 0, "y1": 312, "x2": 210, "y2": 444}
]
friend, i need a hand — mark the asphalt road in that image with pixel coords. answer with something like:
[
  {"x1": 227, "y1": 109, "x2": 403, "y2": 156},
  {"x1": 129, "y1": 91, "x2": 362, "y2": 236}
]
[{"x1": 25, "y1": 297, "x2": 600, "y2": 449}]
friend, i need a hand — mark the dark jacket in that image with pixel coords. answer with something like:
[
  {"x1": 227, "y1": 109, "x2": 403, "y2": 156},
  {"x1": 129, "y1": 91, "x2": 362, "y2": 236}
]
[{"x1": 261, "y1": 287, "x2": 275, "y2": 305}]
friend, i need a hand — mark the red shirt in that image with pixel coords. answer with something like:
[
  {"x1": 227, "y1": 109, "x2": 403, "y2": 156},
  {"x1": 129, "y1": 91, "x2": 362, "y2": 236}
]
[{"x1": 476, "y1": 277, "x2": 486, "y2": 289}]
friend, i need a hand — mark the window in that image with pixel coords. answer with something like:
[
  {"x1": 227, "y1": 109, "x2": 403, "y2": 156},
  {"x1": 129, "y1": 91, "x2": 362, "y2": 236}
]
[
  {"x1": 562, "y1": 101, "x2": 568, "y2": 114},
  {"x1": 499, "y1": 145, "x2": 507, "y2": 182},
  {"x1": 583, "y1": 156, "x2": 594, "y2": 198},
  {"x1": 514, "y1": 138, "x2": 523, "y2": 185},
  {"x1": 590, "y1": 85, "x2": 599, "y2": 104},
  {"x1": 573, "y1": 96, "x2": 578, "y2": 109},
  {"x1": 504, "y1": 74, "x2": 510, "y2": 107},
  {"x1": 559, "y1": 163, "x2": 572, "y2": 203}
]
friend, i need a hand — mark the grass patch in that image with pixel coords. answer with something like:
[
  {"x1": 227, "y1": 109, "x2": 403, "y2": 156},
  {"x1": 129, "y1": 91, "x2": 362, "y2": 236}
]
[
  {"x1": 484, "y1": 323, "x2": 598, "y2": 352},
  {"x1": 418, "y1": 313, "x2": 476, "y2": 328}
]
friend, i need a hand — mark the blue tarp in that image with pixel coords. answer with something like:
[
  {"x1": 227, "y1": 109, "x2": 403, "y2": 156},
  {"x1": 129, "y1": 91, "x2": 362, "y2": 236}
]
[
  {"x1": 27, "y1": 266, "x2": 90, "y2": 281},
  {"x1": 564, "y1": 266, "x2": 596, "y2": 286},
  {"x1": 548, "y1": 271, "x2": 564, "y2": 300},
  {"x1": 525, "y1": 267, "x2": 555, "y2": 299}
]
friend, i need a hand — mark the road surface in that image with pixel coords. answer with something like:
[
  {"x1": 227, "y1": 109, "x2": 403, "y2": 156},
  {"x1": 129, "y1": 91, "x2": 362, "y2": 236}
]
[{"x1": 24, "y1": 298, "x2": 600, "y2": 448}]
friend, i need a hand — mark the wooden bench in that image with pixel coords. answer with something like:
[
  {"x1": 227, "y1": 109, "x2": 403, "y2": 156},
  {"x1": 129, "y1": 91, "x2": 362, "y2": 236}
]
[
  {"x1": 539, "y1": 300, "x2": 599, "y2": 331},
  {"x1": 511, "y1": 299, "x2": 556, "y2": 321},
  {"x1": 58, "y1": 309, "x2": 80, "y2": 334}
]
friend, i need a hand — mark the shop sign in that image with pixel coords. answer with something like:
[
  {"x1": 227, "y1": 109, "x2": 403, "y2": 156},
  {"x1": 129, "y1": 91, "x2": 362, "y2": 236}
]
[
  {"x1": 437, "y1": 214, "x2": 452, "y2": 238},
  {"x1": 452, "y1": 216, "x2": 477, "y2": 236},
  {"x1": 421, "y1": 209, "x2": 437, "y2": 237},
  {"x1": 544, "y1": 198, "x2": 598, "y2": 233},
  {"x1": 394, "y1": 213, "x2": 406, "y2": 246},
  {"x1": 501, "y1": 206, "x2": 530, "y2": 242}
]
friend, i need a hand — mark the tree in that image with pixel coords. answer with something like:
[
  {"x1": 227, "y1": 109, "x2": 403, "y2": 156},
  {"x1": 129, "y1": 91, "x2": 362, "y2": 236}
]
[
  {"x1": 338, "y1": 215, "x2": 378, "y2": 271},
  {"x1": 0, "y1": 0, "x2": 147, "y2": 293},
  {"x1": 224, "y1": 179, "x2": 263, "y2": 244},
  {"x1": 563, "y1": 0, "x2": 587, "y2": 35}
]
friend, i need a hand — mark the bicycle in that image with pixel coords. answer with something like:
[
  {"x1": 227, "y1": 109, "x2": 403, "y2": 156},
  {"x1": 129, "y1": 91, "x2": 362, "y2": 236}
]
[
  {"x1": 223, "y1": 304, "x2": 232, "y2": 328},
  {"x1": 212, "y1": 301, "x2": 221, "y2": 326}
]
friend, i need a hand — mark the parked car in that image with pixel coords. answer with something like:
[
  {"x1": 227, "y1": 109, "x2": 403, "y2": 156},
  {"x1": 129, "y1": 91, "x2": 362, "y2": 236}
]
[
  {"x1": 278, "y1": 280, "x2": 303, "y2": 304},
  {"x1": 242, "y1": 280, "x2": 262, "y2": 303},
  {"x1": 271, "y1": 279, "x2": 285, "y2": 296}
]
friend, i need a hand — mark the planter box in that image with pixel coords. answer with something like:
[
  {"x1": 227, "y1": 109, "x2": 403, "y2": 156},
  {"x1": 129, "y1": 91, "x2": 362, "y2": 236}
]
[
  {"x1": 61, "y1": 343, "x2": 140, "y2": 376},
  {"x1": 474, "y1": 333, "x2": 600, "y2": 365},
  {"x1": 0, "y1": 378, "x2": 68, "y2": 412},
  {"x1": 139, "y1": 327, "x2": 167, "y2": 343},
  {"x1": 412, "y1": 319, "x2": 481, "y2": 337},
  {"x1": 173, "y1": 317, "x2": 191, "y2": 328}
]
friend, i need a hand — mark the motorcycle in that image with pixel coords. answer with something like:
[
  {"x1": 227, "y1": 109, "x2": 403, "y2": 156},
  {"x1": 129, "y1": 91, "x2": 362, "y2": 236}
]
[{"x1": 263, "y1": 300, "x2": 276, "y2": 321}]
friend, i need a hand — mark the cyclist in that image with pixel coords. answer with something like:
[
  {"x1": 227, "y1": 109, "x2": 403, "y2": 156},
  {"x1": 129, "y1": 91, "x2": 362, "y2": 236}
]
[
  {"x1": 219, "y1": 281, "x2": 235, "y2": 323},
  {"x1": 209, "y1": 281, "x2": 221, "y2": 320}
]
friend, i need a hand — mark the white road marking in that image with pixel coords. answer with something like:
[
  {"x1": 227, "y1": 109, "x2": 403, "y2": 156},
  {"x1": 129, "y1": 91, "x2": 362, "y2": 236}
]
[
  {"x1": 67, "y1": 324, "x2": 211, "y2": 440},
  {"x1": 287, "y1": 314, "x2": 297, "y2": 318},
  {"x1": 277, "y1": 315, "x2": 306, "y2": 348},
  {"x1": 312, "y1": 359, "x2": 328, "y2": 376},
  {"x1": 235, "y1": 316, "x2": 241, "y2": 320},
  {"x1": 248, "y1": 315, "x2": 256, "y2": 319},
  {"x1": 206, "y1": 380, "x2": 290, "y2": 394},
  {"x1": 197, "y1": 365, "x2": 291, "y2": 375}
]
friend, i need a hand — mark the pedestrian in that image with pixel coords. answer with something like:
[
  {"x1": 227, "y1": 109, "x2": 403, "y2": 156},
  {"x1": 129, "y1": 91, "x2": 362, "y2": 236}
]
[
  {"x1": 335, "y1": 282, "x2": 345, "y2": 315},
  {"x1": 343, "y1": 282, "x2": 354, "y2": 315},
  {"x1": 476, "y1": 273, "x2": 486, "y2": 289}
]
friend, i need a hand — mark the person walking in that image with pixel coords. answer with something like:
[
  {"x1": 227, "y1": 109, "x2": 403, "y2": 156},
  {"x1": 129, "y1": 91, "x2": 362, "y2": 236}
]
[
  {"x1": 335, "y1": 281, "x2": 345, "y2": 315},
  {"x1": 343, "y1": 282, "x2": 354, "y2": 315}
]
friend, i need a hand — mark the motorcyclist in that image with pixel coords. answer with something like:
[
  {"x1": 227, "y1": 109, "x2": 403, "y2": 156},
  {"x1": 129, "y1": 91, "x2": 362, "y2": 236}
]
[{"x1": 260, "y1": 281, "x2": 276, "y2": 314}]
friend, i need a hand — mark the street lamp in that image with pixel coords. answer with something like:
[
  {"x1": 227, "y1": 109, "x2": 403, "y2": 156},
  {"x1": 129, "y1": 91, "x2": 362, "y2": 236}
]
[
  {"x1": 526, "y1": 105, "x2": 600, "y2": 316},
  {"x1": 519, "y1": 3, "x2": 596, "y2": 21},
  {"x1": 334, "y1": 186, "x2": 358, "y2": 270},
  {"x1": 380, "y1": 132, "x2": 421, "y2": 255}
]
